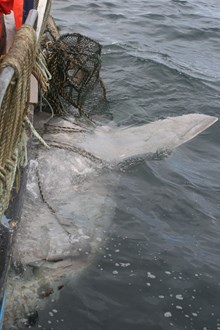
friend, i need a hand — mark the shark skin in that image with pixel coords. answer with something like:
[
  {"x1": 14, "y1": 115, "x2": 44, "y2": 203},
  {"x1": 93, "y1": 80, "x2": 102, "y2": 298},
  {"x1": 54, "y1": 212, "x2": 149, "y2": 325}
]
[{"x1": 3, "y1": 113, "x2": 217, "y2": 329}]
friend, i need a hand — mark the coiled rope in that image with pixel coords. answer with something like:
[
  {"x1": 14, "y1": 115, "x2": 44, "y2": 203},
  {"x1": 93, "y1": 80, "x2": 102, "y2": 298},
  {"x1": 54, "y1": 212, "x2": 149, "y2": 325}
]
[{"x1": 0, "y1": 25, "x2": 36, "y2": 220}]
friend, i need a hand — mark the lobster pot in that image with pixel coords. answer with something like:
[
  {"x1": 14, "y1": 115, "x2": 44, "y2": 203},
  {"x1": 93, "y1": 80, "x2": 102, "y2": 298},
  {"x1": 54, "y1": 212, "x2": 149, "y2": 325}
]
[{"x1": 45, "y1": 33, "x2": 103, "y2": 115}]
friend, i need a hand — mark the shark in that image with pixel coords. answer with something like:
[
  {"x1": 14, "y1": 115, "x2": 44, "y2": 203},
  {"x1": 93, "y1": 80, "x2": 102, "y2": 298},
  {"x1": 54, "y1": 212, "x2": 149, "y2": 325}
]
[{"x1": 3, "y1": 112, "x2": 217, "y2": 329}]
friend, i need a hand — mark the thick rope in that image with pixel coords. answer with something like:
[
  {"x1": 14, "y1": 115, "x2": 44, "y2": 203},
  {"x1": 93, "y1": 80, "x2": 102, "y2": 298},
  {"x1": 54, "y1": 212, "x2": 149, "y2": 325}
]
[{"x1": 0, "y1": 25, "x2": 37, "y2": 220}]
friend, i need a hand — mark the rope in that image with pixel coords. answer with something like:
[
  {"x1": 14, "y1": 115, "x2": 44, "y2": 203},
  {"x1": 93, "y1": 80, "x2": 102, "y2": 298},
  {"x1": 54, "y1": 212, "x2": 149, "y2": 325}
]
[
  {"x1": 0, "y1": 25, "x2": 37, "y2": 220},
  {"x1": 47, "y1": 141, "x2": 104, "y2": 165},
  {"x1": 32, "y1": 50, "x2": 51, "y2": 92},
  {"x1": 25, "y1": 116, "x2": 50, "y2": 149}
]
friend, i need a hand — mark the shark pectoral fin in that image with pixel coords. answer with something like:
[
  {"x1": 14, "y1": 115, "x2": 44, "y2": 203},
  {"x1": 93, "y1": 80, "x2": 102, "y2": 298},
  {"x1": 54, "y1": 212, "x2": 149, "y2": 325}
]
[
  {"x1": 166, "y1": 113, "x2": 218, "y2": 147},
  {"x1": 79, "y1": 114, "x2": 218, "y2": 163}
]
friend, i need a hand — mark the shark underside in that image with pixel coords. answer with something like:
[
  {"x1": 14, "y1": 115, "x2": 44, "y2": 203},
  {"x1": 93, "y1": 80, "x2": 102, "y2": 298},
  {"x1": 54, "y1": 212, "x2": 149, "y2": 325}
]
[{"x1": 3, "y1": 112, "x2": 217, "y2": 329}]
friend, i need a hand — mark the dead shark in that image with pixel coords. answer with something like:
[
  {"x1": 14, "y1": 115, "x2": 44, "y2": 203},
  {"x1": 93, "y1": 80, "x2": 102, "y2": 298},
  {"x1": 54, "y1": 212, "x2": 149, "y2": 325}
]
[{"x1": 3, "y1": 112, "x2": 217, "y2": 329}]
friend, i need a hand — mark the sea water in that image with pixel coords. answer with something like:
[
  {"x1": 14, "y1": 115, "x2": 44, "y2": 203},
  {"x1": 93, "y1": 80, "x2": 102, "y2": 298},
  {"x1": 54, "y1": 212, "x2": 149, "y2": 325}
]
[{"x1": 29, "y1": 1, "x2": 220, "y2": 329}]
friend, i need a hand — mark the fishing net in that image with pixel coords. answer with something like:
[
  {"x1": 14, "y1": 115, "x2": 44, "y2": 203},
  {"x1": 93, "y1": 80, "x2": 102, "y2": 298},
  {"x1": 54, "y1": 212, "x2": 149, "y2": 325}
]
[{"x1": 42, "y1": 31, "x2": 106, "y2": 116}]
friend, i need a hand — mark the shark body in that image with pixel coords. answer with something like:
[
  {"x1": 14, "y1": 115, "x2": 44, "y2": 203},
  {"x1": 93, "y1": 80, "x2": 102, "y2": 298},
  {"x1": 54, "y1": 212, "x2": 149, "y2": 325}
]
[{"x1": 3, "y1": 113, "x2": 217, "y2": 328}]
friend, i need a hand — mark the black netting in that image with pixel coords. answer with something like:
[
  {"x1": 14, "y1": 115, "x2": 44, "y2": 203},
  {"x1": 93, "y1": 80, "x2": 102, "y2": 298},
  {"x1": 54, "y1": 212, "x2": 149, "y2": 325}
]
[{"x1": 43, "y1": 33, "x2": 106, "y2": 116}]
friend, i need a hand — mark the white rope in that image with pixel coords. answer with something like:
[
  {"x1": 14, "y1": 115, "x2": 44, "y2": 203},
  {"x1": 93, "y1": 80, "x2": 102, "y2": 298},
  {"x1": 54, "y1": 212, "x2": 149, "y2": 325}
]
[{"x1": 25, "y1": 116, "x2": 50, "y2": 149}]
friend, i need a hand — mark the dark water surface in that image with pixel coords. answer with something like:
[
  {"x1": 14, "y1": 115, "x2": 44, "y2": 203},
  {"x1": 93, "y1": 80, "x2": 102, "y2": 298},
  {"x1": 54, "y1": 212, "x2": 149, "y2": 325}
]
[{"x1": 32, "y1": 1, "x2": 220, "y2": 329}]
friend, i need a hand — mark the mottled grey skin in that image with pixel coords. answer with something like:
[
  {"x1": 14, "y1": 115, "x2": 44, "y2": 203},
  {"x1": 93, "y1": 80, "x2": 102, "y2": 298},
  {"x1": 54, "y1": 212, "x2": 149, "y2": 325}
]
[{"x1": 4, "y1": 113, "x2": 217, "y2": 329}]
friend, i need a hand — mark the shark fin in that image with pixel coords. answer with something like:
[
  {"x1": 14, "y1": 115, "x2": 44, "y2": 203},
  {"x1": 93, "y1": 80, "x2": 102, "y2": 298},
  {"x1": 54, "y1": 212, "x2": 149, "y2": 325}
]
[{"x1": 78, "y1": 114, "x2": 218, "y2": 162}]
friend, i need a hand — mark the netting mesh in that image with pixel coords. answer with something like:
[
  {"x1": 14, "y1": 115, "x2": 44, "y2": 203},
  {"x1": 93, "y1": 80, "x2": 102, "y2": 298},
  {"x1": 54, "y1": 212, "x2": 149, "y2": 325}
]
[{"x1": 43, "y1": 33, "x2": 105, "y2": 115}]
